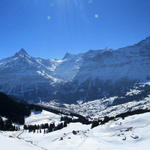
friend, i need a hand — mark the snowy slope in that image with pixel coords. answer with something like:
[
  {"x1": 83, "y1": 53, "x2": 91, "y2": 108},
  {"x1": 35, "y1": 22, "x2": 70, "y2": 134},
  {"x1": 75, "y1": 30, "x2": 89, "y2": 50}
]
[
  {"x1": 1, "y1": 110, "x2": 150, "y2": 150},
  {"x1": 25, "y1": 110, "x2": 61, "y2": 125},
  {"x1": 0, "y1": 133, "x2": 41, "y2": 150}
]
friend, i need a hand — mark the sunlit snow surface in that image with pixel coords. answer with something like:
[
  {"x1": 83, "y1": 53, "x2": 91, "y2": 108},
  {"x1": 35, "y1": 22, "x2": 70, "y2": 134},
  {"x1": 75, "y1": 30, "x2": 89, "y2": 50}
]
[
  {"x1": 25, "y1": 110, "x2": 61, "y2": 125},
  {"x1": 1, "y1": 111, "x2": 150, "y2": 150}
]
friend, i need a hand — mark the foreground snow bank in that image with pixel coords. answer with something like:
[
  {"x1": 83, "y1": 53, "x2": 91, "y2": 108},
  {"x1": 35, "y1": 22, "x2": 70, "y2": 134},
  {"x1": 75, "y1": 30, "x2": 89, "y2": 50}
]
[
  {"x1": 1, "y1": 111, "x2": 150, "y2": 150},
  {"x1": 0, "y1": 133, "x2": 41, "y2": 150},
  {"x1": 20, "y1": 112, "x2": 150, "y2": 150}
]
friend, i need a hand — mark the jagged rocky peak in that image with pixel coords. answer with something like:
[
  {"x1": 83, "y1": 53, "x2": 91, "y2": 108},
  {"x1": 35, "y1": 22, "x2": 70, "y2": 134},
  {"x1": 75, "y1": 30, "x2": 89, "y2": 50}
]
[
  {"x1": 15, "y1": 48, "x2": 29, "y2": 57},
  {"x1": 63, "y1": 52, "x2": 74, "y2": 59}
]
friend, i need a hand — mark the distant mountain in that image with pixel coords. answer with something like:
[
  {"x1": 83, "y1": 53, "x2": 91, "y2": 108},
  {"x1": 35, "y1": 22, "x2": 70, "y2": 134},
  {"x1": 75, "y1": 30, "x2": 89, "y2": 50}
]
[{"x1": 1, "y1": 36, "x2": 150, "y2": 103}]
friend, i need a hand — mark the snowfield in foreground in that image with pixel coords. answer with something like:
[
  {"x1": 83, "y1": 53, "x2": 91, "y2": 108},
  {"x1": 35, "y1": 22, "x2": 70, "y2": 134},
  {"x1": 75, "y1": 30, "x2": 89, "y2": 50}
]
[
  {"x1": 0, "y1": 133, "x2": 41, "y2": 150},
  {"x1": 1, "y1": 110, "x2": 150, "y2": 150}
]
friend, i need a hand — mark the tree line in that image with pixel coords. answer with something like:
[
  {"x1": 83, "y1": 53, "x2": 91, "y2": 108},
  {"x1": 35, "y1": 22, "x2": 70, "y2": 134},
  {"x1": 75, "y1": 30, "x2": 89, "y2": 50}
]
[
  {"x1": 24, "y1": 122, "x2": 67, "y2": 133},
  {"x1": 0, "y1": 117, "x2": 20, "y2": 131},
  {"x1": 23, "y1": 115, "x2": 90, "y2": 134}
]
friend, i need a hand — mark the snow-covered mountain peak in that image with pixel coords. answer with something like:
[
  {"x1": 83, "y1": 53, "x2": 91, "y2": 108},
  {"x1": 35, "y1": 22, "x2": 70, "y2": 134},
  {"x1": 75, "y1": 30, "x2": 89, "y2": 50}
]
[
  {"x1": 15, "y1": 48, "x2": 30, "y2": 58},
  {"x1": 63, "y1": 52, "x2": 76, "y2": 60}
]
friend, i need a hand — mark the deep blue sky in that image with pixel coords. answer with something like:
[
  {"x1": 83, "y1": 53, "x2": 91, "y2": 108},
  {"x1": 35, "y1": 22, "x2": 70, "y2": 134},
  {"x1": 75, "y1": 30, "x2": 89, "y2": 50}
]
[{"x1": 0, "y1": 0, "x2": 150, "y2": 59}]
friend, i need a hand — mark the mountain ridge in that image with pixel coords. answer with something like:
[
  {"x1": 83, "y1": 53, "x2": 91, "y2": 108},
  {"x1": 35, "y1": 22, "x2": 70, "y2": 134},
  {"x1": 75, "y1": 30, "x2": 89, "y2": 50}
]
[{"x1": 0, "y1": 36, "x2": 150, "y2": 103}]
